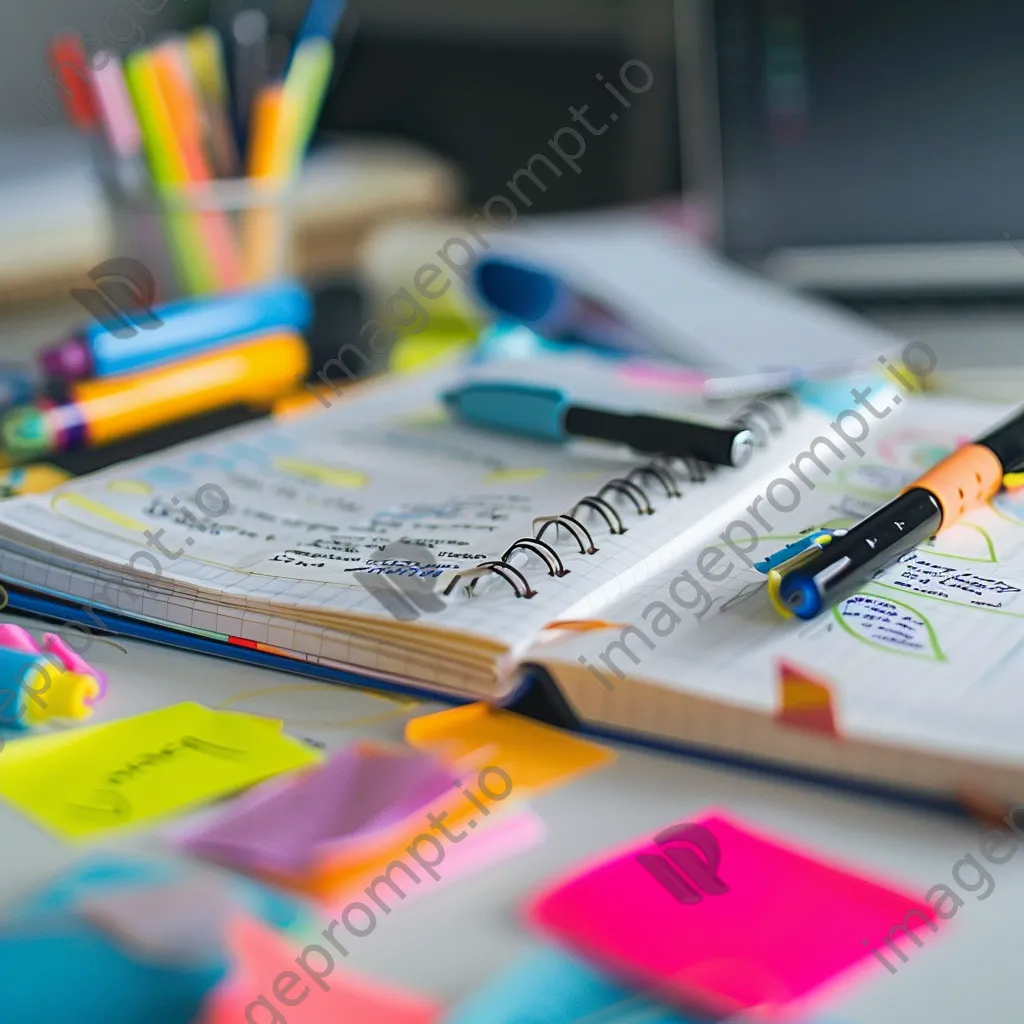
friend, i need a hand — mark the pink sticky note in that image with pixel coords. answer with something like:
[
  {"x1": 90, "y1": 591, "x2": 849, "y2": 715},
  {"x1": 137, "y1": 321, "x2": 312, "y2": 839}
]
[
  {"x1": 199, "y1": 915, "x2": 441, "y2": 1024},
  {"x1": 324, "y1": 806, "x2": 547, "y2": 911},
  {"x1": 527, "y1": 812, "x2": 940, "y2": 1021}
]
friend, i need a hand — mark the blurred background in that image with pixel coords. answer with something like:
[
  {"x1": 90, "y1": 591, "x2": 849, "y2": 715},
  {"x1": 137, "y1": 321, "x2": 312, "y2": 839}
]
[
  {"x1": 3, "y1": 0, "x2": 1024, "y2": 384},
  {"x1": 0, "y1": 0, "x2": 679, "y2": 351}
]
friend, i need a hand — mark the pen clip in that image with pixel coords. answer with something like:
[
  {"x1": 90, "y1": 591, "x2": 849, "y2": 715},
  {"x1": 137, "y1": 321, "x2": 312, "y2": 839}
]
[
  {"x1": 754, "y1": 529, "x2": 843, "y2": 575},
  {"x1": 757, "y1": 531, "x2": 845, "y2": 620}
]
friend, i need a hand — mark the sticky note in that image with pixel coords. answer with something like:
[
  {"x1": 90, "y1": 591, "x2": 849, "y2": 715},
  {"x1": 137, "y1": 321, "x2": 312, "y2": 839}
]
[
  {"x1": 0, "y1": 854, "x2": 304, "y2": 1024},
  {"x1": 200, "y1": 915, "x2": 441, "y2": 1024},
  {"x1": 528, "y1": 812, "x2": 938, "y2": 1019},
  {"x1": 404, "y1": 703, "x2": 614, "y2": 793},
  {"x1": 174, "y1": 744, "x2": 458, "y2": 881},
  {"x1": 0, "y1": 702, "x2": 320, "y2": 839},
  {"x1": 446, "y1": 945, "x2": 696, "y2": 1024},
  {"x1": 76, "y1": 878, "x2": 242, "y2": 965},
  {"x1": 320, "y1": 806, "x2": 547, "y2": 915},
  {"x1": 175, "y1": 743, "x2": 540, "y2": 901}
]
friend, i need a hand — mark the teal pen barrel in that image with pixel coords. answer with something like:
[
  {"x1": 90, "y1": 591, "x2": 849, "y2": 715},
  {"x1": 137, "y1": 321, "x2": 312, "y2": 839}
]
[{"x1": 443, "y1": 382, "x2": 569, "y2": 442}]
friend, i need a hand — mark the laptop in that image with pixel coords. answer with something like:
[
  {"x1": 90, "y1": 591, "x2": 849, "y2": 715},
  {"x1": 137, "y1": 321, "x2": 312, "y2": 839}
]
[{"x1": 682, "y1": 0, "x2": 1024, "y2": 375}]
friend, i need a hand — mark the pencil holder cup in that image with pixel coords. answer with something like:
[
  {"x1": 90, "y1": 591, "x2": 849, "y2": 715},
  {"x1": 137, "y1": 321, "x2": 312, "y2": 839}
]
[{"x1": 105, "y1": 178, "x2": 297, "y2": 307}]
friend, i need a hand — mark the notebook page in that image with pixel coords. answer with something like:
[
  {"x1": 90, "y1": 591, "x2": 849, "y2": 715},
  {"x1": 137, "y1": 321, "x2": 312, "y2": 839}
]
[
  {"x1": 0, "y1": 364, "x2": 827, "y2": 685},
  {"x1": 527, "y1": 395, "x2": 1024, "y2": 764}
]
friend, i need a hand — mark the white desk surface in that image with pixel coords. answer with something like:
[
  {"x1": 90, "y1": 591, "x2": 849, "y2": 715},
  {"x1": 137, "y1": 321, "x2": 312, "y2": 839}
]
[{"x1": 1, "y1": 608, "x2": 1020, "y2": 1024}]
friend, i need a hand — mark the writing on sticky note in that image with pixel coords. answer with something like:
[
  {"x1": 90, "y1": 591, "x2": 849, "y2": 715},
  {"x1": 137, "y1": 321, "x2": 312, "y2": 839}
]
[
  {"x1": 0, "y1": 702, "x2": 319, "y2": 839},
  {"x1": 528, "y1": 811, "x2": 940, "y2": 1019},
  {"x1": 404, "y1": 703, "x2": 614, "y2": 794}
]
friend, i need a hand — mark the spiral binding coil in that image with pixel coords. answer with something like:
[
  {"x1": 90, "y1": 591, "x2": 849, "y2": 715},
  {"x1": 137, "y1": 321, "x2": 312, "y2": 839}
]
[
  {"x1": 727, "y1": 390, "x2": 801, "y2": 447},
  {"x1": 442, "y1": 393, "x2": 798, "y2": 600},
  {"x1": 443, "y1": 456, "x2": 704, "y2": 600}
]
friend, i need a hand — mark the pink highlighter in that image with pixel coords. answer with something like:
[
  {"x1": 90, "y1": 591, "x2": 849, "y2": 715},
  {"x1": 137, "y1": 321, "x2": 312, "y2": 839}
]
[
  {"x1": 42, "y1": 632, "x2": 108, "y2": 702},
  {"x1": 527, "y1": 811, "x2": 939, "y2": 1021}
]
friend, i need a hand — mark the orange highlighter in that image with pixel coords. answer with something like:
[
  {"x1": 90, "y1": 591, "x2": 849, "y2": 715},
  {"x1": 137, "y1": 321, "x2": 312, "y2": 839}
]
[{"x1": 1, "y1": 331, "x2": 309, "y2": 459}]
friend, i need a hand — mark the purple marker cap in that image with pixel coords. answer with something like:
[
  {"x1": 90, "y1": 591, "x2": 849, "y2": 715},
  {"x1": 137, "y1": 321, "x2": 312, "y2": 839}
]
[{"x1": 40, "y1": 337, "x2": 93, "y2": 380}]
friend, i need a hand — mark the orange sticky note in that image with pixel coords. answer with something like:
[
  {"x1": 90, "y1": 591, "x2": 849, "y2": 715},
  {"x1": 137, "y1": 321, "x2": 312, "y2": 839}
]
[
  {"x1": 404, "y1": 703, "x2": 615, "y2": 793},
  {"x1": 200, "y1": 916, "x2": 441, "y2": 1024}
]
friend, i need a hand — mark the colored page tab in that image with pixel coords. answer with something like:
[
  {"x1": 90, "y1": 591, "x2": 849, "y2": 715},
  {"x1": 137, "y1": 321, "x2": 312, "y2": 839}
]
[
  {"x1": 776, "y1": 660, "x2": 839, "y2": 737},
  {"x1": 0, "y1": 702, "x2": 319, "y2": 839},
  {"x1": 200, "y1": 916, "x2": 441, "y2": 1024},
  {"x1": 404, "y1": 704, "x2": 615, "y2": 793},
  {"x1": 528, "y1": 812, "x2": 938, "y2": 1020}
]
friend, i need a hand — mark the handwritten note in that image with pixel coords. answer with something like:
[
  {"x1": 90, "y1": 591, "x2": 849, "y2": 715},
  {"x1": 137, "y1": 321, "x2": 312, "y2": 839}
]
[
  {"x1": 887, "y1": 551, "x2": 1024, "y2": 610},
  {"x1": 836, "y1": 594, "x2": 945, "y2": 660},
  {"x1": 0, "y1": 702, "x2": 319, "y2": 840}
]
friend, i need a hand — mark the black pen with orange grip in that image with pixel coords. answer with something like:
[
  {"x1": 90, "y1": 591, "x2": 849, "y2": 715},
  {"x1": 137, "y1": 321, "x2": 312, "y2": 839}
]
[{"x1": 774, "y1": 405, "x2": 1024, "y2": 619}]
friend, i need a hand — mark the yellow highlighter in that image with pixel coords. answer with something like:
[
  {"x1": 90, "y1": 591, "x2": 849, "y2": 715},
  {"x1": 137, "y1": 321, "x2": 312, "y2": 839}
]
[
  {"x1": 184, "y1": 26, "x2": 240, "y2": 178},
  {"x1": 123, "y1": 48, "x2": 221, "y2": 295},
  {"x1": 243, "y1": 84, "x2": 297, "y2": 283},
  {"x1": 1, "y1": 331, "x2": 310, "y2": 459}
]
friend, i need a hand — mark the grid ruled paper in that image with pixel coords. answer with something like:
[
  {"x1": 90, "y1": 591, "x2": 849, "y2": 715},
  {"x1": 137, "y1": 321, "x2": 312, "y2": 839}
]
[
  {"x1": 0, "y1": 361, "x2": 821, "y2": 697},
  {"x1": 532, "y1": 396, "x2": 1024, "y2": 766}
]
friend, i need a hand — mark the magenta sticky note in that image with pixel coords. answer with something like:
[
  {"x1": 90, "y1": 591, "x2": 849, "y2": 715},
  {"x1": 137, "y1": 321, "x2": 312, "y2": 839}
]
[{"x1": 527, "y1": 812, "x2": 940, "y2": 1020}]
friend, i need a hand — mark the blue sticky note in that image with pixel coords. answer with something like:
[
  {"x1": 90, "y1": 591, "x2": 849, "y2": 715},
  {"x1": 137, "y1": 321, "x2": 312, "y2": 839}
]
[
  {"x1": 0, "y1": 855, "x2": 305, "y2": 1024},
  {"x1": 794, "y1": 374, "x2": 891, "y2": 417},
  {"x1": 444, "y1": 946, "x2": 695, "y2": 1024}
]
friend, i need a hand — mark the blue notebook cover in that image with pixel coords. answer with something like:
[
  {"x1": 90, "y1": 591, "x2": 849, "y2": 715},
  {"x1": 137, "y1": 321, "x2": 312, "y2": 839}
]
[{"x1": 4, "y1": 585, "x2": 964, "y2": 818}]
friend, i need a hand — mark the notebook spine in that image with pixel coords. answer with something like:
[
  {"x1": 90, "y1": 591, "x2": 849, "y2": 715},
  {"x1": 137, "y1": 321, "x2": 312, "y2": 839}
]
[{"x1": 442, "y1": 456, "x2": 705, "y2": 601}]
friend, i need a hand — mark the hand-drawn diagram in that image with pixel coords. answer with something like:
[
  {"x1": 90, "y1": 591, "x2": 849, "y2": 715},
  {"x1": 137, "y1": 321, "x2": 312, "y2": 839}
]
[{"x1": 833, "y1": 594, "x2": 946, "y2": 661}]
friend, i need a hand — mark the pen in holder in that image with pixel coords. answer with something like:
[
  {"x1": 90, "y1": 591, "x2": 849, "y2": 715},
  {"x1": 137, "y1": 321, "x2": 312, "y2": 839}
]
[{"x1": 106, "y1": 177, "x2": 296, "y2": 307}]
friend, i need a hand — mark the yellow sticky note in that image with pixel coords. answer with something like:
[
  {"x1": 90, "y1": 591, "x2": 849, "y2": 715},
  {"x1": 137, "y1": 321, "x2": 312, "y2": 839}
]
[
  {"x1": 404, "y1": 703, "x2": 614, "y2": 794},
  {"x1": 0, "y1": 702, "x2": 319, "y2": 840}
]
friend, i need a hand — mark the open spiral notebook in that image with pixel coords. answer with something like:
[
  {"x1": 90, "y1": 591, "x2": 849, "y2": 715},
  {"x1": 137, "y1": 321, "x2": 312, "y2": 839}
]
[{"x1": 1, "y1": 355, "x2": 1020, "y2": 803}]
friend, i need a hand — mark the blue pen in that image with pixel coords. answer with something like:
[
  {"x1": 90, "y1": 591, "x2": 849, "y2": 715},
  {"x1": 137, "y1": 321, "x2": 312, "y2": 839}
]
[
  {"x1": 444, "y1": 380, "x2": 755, "y2": 468},
  {"x1": 473, "y1": 255, "x2": 644, "y2": 353},
  {"x1": 294, "y1": 0, "x2": 348, "y2": 48},
  {"x1": 40, "y1": 280, "x2": 313, "y2": 381}
]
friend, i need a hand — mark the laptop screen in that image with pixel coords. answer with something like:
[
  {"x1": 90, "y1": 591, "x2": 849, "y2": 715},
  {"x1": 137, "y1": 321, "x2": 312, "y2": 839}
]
[{"x1": 715, "y1": 0, "x2": 1024, "y2": 263}]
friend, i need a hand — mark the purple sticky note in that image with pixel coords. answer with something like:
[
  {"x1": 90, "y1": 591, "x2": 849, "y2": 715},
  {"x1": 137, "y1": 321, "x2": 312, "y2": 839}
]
[{"x1": 174, "y1": 745, "x2": 458, "y2": 878}]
